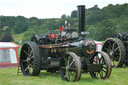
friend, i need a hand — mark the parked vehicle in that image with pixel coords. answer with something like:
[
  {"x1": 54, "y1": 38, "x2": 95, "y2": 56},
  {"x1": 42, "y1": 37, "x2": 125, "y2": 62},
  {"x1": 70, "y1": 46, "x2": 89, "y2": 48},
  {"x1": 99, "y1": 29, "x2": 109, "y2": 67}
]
[
  {"x1": 102, "y1": 32, "x2": 128, "y2": 67},
  {"x1": 20, "y1": 5, "x2": 112, "y2": 82}
]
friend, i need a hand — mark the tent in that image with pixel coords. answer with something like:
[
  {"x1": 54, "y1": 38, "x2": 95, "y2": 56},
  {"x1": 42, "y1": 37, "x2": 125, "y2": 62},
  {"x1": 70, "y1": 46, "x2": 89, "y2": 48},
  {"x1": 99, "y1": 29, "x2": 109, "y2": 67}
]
[{"x1": 0, "y1": 42, "x2": 20, "y2": 68}]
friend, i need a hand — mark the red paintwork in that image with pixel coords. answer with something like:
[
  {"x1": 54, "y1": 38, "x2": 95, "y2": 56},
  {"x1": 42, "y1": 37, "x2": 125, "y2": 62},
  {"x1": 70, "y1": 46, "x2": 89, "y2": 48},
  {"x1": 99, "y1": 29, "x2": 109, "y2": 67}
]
[
  {"x1": 49, "y1": 34, "x2": 55, "y2": 40},
  {"x1": 49, "y1": 34, "x2": 58, "y2": 40},
  {"x1": 54, "y1": 34, "x2": 58, "y2": 37},
  {"x1": 59, "y1": 26, "x2": 63, "y2": 31},
  {"x1": 0, "y1": 63, "x2": 18, "y2": 68},
  {"x1": 96, "y1": 43, "x2": 103, "y2": 51}
]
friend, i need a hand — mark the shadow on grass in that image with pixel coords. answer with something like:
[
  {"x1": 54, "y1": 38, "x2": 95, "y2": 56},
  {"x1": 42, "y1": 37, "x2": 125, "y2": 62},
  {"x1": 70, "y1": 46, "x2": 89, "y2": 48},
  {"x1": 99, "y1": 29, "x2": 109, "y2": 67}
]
[
  {"x1": 38, "y1": 71, "x2": 60, "y2": 78},
  {"x1": 37, "y1": 71, "x2": 97, "y2": 83}
]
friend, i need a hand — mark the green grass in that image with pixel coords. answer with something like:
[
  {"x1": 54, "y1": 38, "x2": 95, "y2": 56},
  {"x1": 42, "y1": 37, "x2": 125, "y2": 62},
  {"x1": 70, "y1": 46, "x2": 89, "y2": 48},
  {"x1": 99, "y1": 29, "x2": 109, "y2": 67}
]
[
  {"x1": 0, "y1": 68, "x2": 128, "y2": 85},
  {"x1": 5, "y1": 41, "x2": 127, "y2": 85},
  {"x1": 12, "y1": 33, "x2": 24, "y2": 42},
  {"x1": 18, "y1": 46, "x2": 21, "y2": 56}
]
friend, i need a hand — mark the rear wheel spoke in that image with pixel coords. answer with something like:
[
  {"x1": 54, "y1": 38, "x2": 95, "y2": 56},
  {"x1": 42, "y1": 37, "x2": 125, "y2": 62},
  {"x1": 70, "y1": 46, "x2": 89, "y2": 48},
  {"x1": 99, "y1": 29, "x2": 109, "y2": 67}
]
[
  {"x1": 112, "y1": 42, "x2": 116, "y2": 51},
  {"x1": 29, "y1": 65, "x2": 33, "y2": 75},
  {"x1": 104, "y1": 48, "x2": 109, "y2": 51},
  {"x1": 23, "y1": 59, "x2": 27, "y2": 62},
  {"x1": 113, "y1": 47, "x2": 119, "y2": 53},
  {"x1": 24, "y1": 50, "x2": 29, "y2": 56},
  {"x1": 61, "y1": 67, "x2": 66, "y2": 69},
  {"x1": 25, "y1": 65, "x2": 29, "y2": 72}
]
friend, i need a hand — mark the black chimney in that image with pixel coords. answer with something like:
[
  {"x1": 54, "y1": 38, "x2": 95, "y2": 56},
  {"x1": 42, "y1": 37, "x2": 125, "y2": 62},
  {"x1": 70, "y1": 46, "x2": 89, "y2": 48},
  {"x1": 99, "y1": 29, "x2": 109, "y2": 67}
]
[{"x1": 77, "y1": 5, "x2": 85, "y2": 33}]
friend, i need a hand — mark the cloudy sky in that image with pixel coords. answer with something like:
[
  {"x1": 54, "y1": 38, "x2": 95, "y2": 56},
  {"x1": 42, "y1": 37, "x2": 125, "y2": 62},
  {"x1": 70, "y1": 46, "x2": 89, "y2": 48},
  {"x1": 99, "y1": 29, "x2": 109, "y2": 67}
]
[{"x1": 0, "y1": 0, "x2": 128, "y2": 18}]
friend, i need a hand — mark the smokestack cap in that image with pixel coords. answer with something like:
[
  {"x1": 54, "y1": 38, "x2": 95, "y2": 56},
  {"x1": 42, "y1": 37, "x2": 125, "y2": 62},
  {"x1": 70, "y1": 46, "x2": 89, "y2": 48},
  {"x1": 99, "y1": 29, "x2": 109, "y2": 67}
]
[{"x1": 77, "y1": 5, "x2": 85, "y2": 7}]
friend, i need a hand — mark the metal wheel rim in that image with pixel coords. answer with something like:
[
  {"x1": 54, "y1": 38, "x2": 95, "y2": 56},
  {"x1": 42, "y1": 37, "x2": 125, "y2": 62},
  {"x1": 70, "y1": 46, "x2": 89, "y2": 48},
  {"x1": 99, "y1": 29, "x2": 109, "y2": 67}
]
[
  {"x1": 90, "y1": 52, "x2": 111, "y2": 79},
  {"x1": 20, "y1": 43, "x2": 34, "y2": 75},
  {"x1": 60, "y1": 52, "x2": 81, "y2": 82},
  {"x1": 102, "y1": 39, "x2": 122, "y2": 67}
]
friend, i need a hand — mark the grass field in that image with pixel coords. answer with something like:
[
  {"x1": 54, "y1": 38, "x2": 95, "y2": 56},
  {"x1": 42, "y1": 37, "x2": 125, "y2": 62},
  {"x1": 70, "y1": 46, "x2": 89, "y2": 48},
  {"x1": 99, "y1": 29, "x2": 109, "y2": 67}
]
[
  {"x1": 12, "y1": 33, "x2": 24, "y2": 42},
  {"x1": 1, "y1": 41, "x2": 128, "y2": 85},
  {"x1": 0, "y1": 67, "x2": 128, "y2": 85}
]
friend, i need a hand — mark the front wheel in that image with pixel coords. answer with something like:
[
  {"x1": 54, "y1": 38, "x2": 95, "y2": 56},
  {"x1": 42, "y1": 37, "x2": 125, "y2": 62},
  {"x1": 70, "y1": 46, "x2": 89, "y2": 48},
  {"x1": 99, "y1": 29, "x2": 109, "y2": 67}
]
[
  {"x1": 59, "y1": 52, "x2": 81, "y2": 82},
  {"x1": 90, "y1": 51, "x2": 112, "y2": 79}
]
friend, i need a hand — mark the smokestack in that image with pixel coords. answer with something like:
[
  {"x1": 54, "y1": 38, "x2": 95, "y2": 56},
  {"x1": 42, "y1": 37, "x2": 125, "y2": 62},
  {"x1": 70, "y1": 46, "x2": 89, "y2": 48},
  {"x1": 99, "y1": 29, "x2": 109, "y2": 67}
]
[{"x1": 77, "y1": 5, "x2": 85, "y2": 33}]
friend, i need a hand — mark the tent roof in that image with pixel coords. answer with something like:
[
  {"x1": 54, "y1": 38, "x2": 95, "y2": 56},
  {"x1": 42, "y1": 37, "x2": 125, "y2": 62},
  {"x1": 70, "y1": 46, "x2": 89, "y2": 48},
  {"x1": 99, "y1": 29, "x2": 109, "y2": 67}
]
[{"x1": 0, "y1": 42, "x2": 20, "y2": 48}]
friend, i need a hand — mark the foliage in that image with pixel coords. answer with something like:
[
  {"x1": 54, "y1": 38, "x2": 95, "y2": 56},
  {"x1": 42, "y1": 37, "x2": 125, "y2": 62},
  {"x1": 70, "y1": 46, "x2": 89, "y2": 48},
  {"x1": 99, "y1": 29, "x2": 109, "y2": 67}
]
[
  {"x1": 0, "y1": 3, "x2": 128, "y2": 42},
  {"x1": 71, "y1": 10, "x2": 77, "y2": 18},
  {"x1": 0, "y1": 34, "x2": 14, "y2": 42}
]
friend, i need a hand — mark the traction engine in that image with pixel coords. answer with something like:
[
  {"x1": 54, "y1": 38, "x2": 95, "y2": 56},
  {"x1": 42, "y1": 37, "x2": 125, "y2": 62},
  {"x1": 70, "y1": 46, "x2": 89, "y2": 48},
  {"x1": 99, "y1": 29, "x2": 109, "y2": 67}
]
[{"x1": 20, "y1": 5, "x2": 112, "y2": 82}]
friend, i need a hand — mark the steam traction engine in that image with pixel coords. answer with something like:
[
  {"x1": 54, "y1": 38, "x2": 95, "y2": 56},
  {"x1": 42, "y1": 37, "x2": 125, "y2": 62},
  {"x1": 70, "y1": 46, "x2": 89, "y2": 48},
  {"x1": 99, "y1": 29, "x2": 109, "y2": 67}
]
[
  {"x1": 20, "y1": 5, "x2": 112, "y2": 82},
  {"x1": 102, "y1": 32, "x2": 128, "y2": 67}
]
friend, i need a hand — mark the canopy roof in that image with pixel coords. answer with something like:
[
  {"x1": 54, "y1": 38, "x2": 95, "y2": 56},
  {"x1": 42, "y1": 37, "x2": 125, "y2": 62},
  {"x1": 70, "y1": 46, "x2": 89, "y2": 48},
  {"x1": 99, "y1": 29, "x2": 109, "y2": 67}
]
[{"x1": 0, "y1": 42, "x2": 20, "y2": 48}]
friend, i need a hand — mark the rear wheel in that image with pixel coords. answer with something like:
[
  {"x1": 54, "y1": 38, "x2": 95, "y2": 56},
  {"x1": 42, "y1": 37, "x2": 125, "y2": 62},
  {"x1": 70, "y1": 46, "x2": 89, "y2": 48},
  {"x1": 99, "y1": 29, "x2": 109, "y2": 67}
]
[
  {"x1": 125, "y1": 63, "x2": 128, "y2": 66},
  {"x1": 102, "y1": 38, "x2": 126, "y2": 67},
  {"x1": 20, "y1": 41, "x2": 41, "y2": 76},
  {"x1": 90, "y1": 51, "x2": 112, "y2": 79},
  {"x1": 59, "y1": 52, "x2": 81, "y2": 82}
]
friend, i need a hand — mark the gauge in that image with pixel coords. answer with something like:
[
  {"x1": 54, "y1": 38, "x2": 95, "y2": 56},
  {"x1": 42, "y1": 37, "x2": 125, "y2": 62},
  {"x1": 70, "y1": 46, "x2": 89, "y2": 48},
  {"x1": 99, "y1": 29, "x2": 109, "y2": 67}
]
[
  {"x1": 72, "y1": 32, "x2": 78, "y2": 38},
  {"x1": 66, "y1": 32, "x2": 71, "y2": 39}
]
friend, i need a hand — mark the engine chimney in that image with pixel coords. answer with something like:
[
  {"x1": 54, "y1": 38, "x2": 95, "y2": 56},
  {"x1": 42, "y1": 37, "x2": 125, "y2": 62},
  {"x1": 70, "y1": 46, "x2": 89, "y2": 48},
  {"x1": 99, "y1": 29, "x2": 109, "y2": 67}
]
[{"x1": 77, "y1": 5, "x2": 85, "y2": 33}]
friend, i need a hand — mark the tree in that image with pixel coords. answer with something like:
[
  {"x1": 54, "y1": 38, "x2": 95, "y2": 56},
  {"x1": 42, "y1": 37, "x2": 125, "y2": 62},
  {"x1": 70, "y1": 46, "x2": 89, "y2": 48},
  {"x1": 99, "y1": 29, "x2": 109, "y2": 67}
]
[
  {"x1": 0, "y1": 34, "x2": 14, "y2": 42},
  {"x1": 61, "y1": 14, "x2": 67, "y2": 19},
  {"x1": 1, "y1": 3, "x2": 128, "y2": 42},
  {"x1": 71, "y1": 10, "x2": 77, "y2": 18}
]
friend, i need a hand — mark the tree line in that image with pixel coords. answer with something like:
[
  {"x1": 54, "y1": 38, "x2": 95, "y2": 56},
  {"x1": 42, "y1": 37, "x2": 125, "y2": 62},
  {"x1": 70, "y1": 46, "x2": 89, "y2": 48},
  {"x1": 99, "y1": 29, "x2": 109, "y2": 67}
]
[{"x1": 0, "y1": 3, "x2": 128, "y2": 42}]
